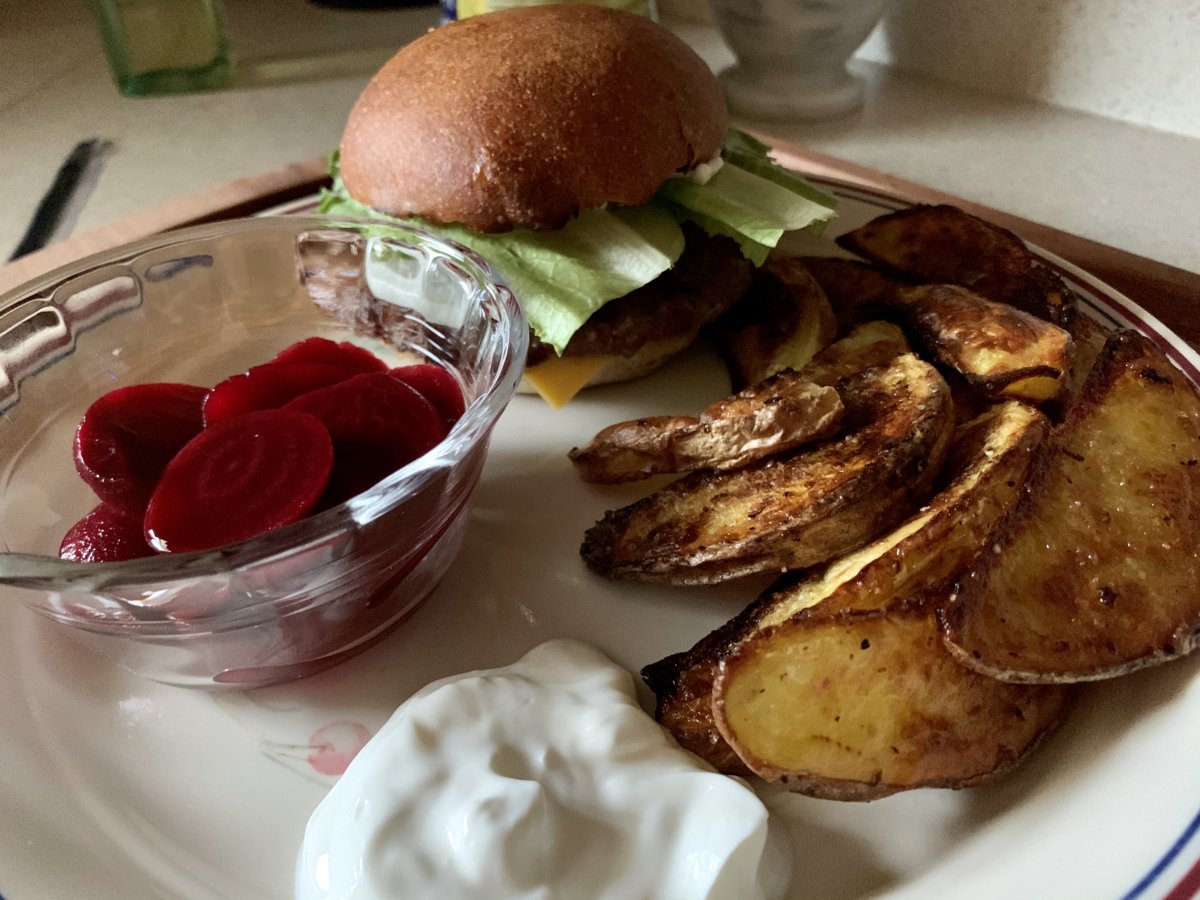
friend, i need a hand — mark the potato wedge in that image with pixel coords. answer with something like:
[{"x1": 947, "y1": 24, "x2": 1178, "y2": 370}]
[
  {"x1": 712, "y1": 607, "x2": 1071, "y2": 801},
  {"x1": 1063, "y1": 311, "x2": 1110, "y2": 405},
  {"x1": 568, "y1": 371, "x2": 843, "y2": 484},
  {"x1": 581, "y1": 353, "x2": 954, "y2": 585},
  {"x1": 886, "y1": 283, "x2": 1075, "y2": 403},
  {"x1": 643, "y1": 401, "x2": 1050, "y2": 770},
  {"x1": 796, "y1": 320, "x2": 910, "y2": 387},
  {"x1": 715, "y1": 257, "x2": 837, "y2": 390},
  {"x1": 836, "y1": 204, "x2": 1076, "y2": 326},
  {"x1": 799, "y1": 255, "x2": 905, "y2": 332},
  {"x1": 941, "y1": 330, "x2": 1200, "y2": 682}
]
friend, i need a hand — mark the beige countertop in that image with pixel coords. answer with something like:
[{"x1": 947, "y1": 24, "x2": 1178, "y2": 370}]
[{"x1": 2, "y1": 2, "x2": 1199, "y2": 280}]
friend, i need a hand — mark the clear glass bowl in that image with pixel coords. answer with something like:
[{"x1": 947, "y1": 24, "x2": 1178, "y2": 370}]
[{"x1": 0, "y1": 216, "x2": 526, "y2": 689}]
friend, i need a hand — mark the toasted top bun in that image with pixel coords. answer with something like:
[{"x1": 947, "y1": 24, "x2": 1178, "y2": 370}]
[{"x1": 339, "y1": 5, "x2": 728, "y2": 233}]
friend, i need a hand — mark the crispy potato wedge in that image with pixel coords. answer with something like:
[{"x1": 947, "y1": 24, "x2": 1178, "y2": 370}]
[
  {"x1": 712, "y1": 606, "x2": 1071, "y2": 801},
  {"x1": 796, "y1": 320, "x2": 910, "y2": 387},
  {"x1": 886, "y1": 283, "x2": 1075, "y2": 403},
  {"x1": 716, "y1": 257, "x2": 837, "y2": 390},
  {"x1": 581, "y1": 354, "x2": 954, "y2": 585},
  {"x1": 836, "y1": 204, "x2": 1076, "y2": 327},
  {"x1": 1063, "y1": 311, "x2": 1111, "y2": 405},
  {"x1": 943, "y1": 370, "x2": 993, "y2": 425},
  {"x1": 800, "y1": 255, "x2": 905, "y2": 332},
  {"x1": 643, "y1": 401, "x2": 1050, "y2": 771},
  {"x1": 568, "y1": 371, "x2": 844, "y2": 484},
  {"x1": 941, "y1": 330, "x2": 1200, "y2": 682}
]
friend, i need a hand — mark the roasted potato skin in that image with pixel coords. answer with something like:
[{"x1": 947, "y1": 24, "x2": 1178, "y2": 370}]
[
  {"x1": 568, "y1": 372, "x2": 843, "y2": 484},
  {"x1": 714, "y1": 256, "x2": 837, "y2": 390},
  {"x1": 644, "y1": 401, "x2": 1051, "y2": 773},
  {"x1": 712, "y1": 606, "x2": 1071, "y2": 801},
  {"x1": 644, "y1": 636, "x2": 755, "y2": 775},
  {"x1": 1062, "y1": 310, "x2": 1110, "y2": 406},
  {"x1": 797, "y1": 320, "x2": 910, "y2": 387},
  {"x1": 941, "y1": 330, "x2": 1200, "y2": 682},
  {"x1": 836, "y1": 204, "x2": 1076, "y2": 327},
  {"x1": 800, "y1": 255, "x2": 905, "y2": 333},
  {"x1": 581, "y1": 353, "x2": 954, "y2": 585},
  {"x1": 886, "y1": 283, "x2": 1075, "y2": 403}
]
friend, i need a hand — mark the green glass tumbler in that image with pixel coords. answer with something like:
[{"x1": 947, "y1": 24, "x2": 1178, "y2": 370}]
[{"x1": 89, "y1": 0, "x2": 233, "y2": 96}]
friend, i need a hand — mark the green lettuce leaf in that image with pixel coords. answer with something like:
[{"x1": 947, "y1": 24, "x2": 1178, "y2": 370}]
[
  {"x1": 657, "y1": 131, "x2": 837, "y2": 265},
  {"x1": 433, "y1": 204, "x2": 685, "y2": 355},
  {"x1": 318, "y1": 136, "x2": 836, "y2": 354},
  {"x1": 319, "y1": 162, "x2": 683, "y2": 355},
  {"x1": 722, "y1": 130, "x2": 837, "y2": 209}
]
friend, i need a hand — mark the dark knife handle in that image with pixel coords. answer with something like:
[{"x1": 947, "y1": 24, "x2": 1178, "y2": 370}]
[{"x1": 9, "y1": 138, "x2": 110, "y2": 261}]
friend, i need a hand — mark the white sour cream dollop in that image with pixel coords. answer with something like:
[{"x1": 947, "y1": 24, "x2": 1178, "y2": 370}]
[{"x1": 296, "y1": 639, "x2": 780, "y2": 900}]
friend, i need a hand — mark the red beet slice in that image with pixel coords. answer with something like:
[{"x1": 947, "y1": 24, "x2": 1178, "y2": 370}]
[
  {"x1": 390, "y1": 364, "x2": 466, "y2": 426},
  {"x1": 74, "y1": 383, "x2": 208, "y2": 507},
  {"x1": 204, "y1": 362, "x2": 366, "y2": 426},
  {"x1": 60, "y1": 502, "x2": 156, "y2": 562},
  {"x1": 271, "y1": 337, "x2": 386, "y2": 373},
  {"x1": 285, "y1": 372, "x2": 448, "y2": 505},
  {"x1": 144, "y1": 409, "x2": 333, "y2": 553}
]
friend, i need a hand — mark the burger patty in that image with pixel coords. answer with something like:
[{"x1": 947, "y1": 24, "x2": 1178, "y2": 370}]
[
  {"x1": 526, "y1": 223, "x2": 754, "y2": 367},
  {"x1": 308, "y1": 222, "x2": 754, "y2": 368}
]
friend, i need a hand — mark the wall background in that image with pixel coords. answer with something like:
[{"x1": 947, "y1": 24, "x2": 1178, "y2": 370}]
[{"x1": 660, "y1": 0, "x2": 1200, "y2": 140}]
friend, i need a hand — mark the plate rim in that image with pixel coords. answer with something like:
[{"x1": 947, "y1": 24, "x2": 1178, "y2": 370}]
[{"x1": 3, "y1": 177, "x2": 1199, "y2": 900}]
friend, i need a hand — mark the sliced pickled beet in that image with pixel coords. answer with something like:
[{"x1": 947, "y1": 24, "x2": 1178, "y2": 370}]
[
  {"x1": 390, "y1": 364, "x2": 466, "y2": 427},
  {"x1": 285, "y1": 372, "x2": 448, "y2": 505},
  {"x1": 204, "y1": 362, "x2": 365, "y2": 426},
  {"x1": 74, "y1": 383, "x2": 208, "y2": 507},
  {"x1": 271, "y1": 337, "x2": 387, "y2": 373},
  {"x1": 59, "y1": 503, "x2": 156, "y2": 562},
  {"x1": 144, "y1": 408, "x2": 333, "y2": 553}
]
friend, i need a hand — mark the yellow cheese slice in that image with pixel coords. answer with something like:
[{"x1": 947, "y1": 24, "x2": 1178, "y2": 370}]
[{"x1": 522, "y1": 354, "x2": 612, "y2": 409}]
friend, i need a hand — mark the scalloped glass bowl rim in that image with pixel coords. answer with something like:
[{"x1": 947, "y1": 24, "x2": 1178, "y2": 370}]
[{"x1": 0, "y1": 214, "x2": 527, "y2": 602}]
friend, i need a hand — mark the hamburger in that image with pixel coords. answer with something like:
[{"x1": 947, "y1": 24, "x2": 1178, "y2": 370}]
[{"x1": 320, "y1": 4, "x2": 836, "y2": 405}]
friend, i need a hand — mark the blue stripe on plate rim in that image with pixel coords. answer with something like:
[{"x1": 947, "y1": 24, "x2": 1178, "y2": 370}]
[{"x1": 1122, "y1": 805, "x2": 1200, "y2": 899}]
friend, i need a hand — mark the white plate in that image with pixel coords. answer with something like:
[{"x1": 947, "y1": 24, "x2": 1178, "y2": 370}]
[{"x1": 3, "y1": 181, "x2": 1199, "y2": 900}]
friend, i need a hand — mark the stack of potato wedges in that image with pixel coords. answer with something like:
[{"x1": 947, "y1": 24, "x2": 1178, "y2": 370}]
[{"x1": 572, "y1": 204, "x2": 1200, "y2": 801}]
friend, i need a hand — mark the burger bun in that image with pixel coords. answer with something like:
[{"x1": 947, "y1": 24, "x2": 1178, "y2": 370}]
[{"x1": 339, "y1": 4, "x2": 729, "y2": 232}]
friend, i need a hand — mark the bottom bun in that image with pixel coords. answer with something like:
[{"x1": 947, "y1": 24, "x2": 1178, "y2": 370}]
[{"x1": 517, "y1": 330, "x2": 698, "y2": 397}]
